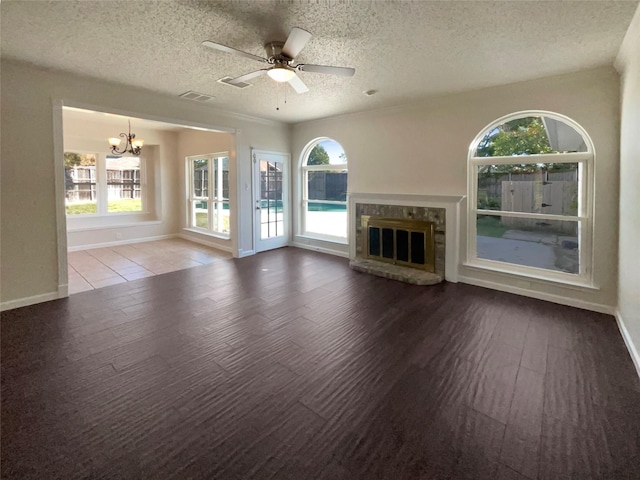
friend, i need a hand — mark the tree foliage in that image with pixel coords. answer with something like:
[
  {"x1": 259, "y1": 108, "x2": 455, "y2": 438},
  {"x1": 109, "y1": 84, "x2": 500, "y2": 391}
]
[
  {"x1": 64, "y1": 153, "x2": 95, "y2": 167},
  {"x1": 476, "y1": 117, "x2": 578, "y2": 175},
  {"x1": 307, "y1": 144, "x2": 330, "y2": 165},
  {"x1": 477, "y1": 117, "x2": 554, "y2": 158}
]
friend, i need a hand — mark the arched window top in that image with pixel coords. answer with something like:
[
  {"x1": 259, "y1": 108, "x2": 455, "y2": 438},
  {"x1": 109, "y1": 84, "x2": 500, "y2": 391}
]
[
  {"x1": 472, "y1": 112, "x2": 591, "y2": 158},
  {"x1": 303, "y1": 138, "x2": 347, "y2": 167}
]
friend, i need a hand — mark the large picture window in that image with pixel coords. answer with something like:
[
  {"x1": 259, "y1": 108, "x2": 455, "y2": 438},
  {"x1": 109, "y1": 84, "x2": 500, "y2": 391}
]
[
  {"x1": 186, "y1": 153, "x2": 229, "y2": 237},
  {"x1": 301, "y1": 139, "x2": 348, "y2": 240},
  {"x1": 468, "y1": 112, "x2": 593, "y2": 283},
  {"x1": 65, "y1": 152, "x2": 143, "y2": 215}
]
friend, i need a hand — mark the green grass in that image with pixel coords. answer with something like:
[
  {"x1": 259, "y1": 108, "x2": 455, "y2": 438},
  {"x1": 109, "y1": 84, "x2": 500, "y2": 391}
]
[
  {"x1": 108, "y1": 199, "x2": 142, "y2": 213},
  {"x1": 66, "y1": 199, "x2": 141, "y2": 215},
  {"x1": 66, "y1": 202, "x2": 97, "y2": 215},
  {"x1": 195, "y1": 212, "x2": 208, "y2": 228},
  {"x1": 477, "y1": 215, "x2": 509, "y2": 238},
  {"x1": 195, "y1": 212, "x2": 230, "y2": 232}
]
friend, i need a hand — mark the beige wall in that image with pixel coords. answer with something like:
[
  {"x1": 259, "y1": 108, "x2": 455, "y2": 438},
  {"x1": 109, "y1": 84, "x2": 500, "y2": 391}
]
[
  {"x1": 616, "y1": 5, "x2": 640, "y2": 367},
  {"x1": 292, "y1": 67, "x2": 621, "y2": 311},
  {"x1": 0, "y1": 59, "x2": 290, "y2": 308}
]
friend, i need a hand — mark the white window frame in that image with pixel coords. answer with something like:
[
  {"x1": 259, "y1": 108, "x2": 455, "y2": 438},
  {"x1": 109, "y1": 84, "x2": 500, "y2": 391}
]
[
  {"x1": 64, "y1": 151, "x2": 147, "y2": 216},
  {"x1": 300, "y1": 138, "x2": 349, "y2": 243},
  {"x1": 466, "y1": 111, "x2": 595, "y2": 286},
  {"x1": 186, "y1": 152, "x2": 230, "y2": 238}
]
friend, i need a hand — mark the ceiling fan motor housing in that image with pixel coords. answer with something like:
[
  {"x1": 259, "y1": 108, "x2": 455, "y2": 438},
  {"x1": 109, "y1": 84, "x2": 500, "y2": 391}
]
[{"x1": 264, "y1": 42, "x2": 290, "y2": 62}]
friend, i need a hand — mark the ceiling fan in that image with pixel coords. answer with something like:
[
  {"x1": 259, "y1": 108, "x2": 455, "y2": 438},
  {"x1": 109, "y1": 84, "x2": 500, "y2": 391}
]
[{"x1": 202, "y1": 28, "x2": 355, "y2": 94}]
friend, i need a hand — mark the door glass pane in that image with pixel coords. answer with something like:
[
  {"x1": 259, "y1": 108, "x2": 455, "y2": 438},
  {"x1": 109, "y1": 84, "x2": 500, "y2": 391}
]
[
  {"x1": 260, "y1": 160, "x2": 283, "y2": 239},
  {"x1": 477, "y1": 215, "x2": 579, "y2": 273},
  {"x1": 64, "y1": 153, "x2": 97, "y2": 214},
  {"x1": 192, "y1": 159, "x2": 208, "y2": 197},
  {"x1": 477, "y1": 163, "x2": 578, "y2": 216},
  {"x1": 106, "y1": 156, "x2": 142, "y2": 212}
]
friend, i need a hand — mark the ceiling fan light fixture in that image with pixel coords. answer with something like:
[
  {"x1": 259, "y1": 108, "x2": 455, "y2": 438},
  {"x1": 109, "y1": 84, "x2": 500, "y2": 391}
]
[{"x1": 267, "y1": 66, "x2": 295, "y2": 83}]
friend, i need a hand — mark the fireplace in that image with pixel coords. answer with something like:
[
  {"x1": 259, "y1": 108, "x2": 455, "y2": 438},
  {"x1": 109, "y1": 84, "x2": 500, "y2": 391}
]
[
  {"x1": 349, "y1": 202, "x2": 447, "y2": 285},
  {"x1": 362, "y1": 216, "x2": 435, "y2": 272}
]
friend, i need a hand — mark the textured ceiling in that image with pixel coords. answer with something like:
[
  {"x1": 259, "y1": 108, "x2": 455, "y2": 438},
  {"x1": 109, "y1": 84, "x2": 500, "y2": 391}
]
[{"x1": 1, "y1": 0, "x2": 638, "y2": 124}]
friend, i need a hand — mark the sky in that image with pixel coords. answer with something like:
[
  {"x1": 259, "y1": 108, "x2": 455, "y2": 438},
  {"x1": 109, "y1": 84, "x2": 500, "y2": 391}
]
[{"x1": 318, "y1": 140, "x2": 346, "y2": 164}]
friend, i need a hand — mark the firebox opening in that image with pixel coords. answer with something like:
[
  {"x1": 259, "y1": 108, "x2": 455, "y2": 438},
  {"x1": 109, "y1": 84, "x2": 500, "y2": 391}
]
[{"x1": 364, "y1": 217, "x2": 435, "y2": 272}]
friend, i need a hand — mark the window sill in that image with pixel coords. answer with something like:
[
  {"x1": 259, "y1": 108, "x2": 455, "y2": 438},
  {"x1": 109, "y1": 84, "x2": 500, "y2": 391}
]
[
  {"x1": 67, "y1": 219, "x2": 161, "y2": 233},
  {"x1": 182, "y1": 228, "x2": 230, "y2": 241},
  {"x1": 462, "y1": 261, "x2": 599, "y2": 292},
  {"x1": 297, "y1": 233, "x2": 348, "y2": 245}
]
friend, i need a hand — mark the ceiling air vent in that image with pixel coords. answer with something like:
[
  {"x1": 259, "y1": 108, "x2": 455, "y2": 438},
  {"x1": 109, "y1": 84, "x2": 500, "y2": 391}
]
[
  {"x1": 217, "y1": 76, "x2": 253, "y2": 89},
  {"x1": 179, "y1": 91, "x2": 215, "y2": 102}
]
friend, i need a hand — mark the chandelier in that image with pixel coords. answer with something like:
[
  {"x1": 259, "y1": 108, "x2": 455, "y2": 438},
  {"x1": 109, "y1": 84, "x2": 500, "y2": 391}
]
[{"x1": 107, "y1": 120, "x2": 144, "y2": 156}]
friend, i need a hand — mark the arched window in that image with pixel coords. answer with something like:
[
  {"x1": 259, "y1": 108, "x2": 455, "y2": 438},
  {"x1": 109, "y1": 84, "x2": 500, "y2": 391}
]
[
  {"x1": 468, "y1": 112, "x2": 594, "y2": 283},
  {"x1": 300, "y1": 138, "x2": 348, "y2": 240}
]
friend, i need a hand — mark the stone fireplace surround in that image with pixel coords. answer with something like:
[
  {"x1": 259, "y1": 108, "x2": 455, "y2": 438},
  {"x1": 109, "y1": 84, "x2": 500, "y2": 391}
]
[{"x1": 348, "y1": 193, "x2": 465, "y2": 283}]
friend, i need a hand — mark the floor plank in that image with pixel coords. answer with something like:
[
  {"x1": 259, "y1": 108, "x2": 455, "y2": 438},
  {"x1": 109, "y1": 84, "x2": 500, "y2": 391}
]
[{"x1": 2, "y1": 247, "x2": 639, "y2": 479}]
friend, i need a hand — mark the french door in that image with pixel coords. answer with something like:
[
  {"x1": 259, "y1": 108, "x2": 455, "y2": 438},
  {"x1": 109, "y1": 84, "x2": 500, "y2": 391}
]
[{"x1": 252, "y1": 149, "x2": 290, "y2": 252}]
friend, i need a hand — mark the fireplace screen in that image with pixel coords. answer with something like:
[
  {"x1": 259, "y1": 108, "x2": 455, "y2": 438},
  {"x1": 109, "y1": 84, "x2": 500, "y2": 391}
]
[{"x1": 363, "y1": 217, "x2": 435, "y2": 272}]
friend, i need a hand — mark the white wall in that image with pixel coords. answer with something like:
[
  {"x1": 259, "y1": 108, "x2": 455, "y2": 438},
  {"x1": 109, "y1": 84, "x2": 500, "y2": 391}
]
[
  {"x1": 0, "y1": 59, "x2": 290, "y2": 308},
  {"x1": 292, "y1": 67, "x2": 620, "y2": 312},
  {"x1": 177, "y1": 129, "x2": 235, "y2": 252},
  {"x1": 615, "y1": 5, "x2": 640, "y2": 370}
]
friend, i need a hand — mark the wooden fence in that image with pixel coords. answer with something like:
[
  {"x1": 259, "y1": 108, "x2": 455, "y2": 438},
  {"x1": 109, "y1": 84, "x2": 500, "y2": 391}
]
[
  {"x1": 500, "y1": 181, "x2": 578, "y2": 234},
  {"x1": 65, "y1": 166, "x2": 141, "y2": 202}
]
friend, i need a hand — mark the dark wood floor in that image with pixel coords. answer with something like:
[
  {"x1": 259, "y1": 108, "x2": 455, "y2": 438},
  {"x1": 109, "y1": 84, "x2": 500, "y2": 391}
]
[{"x1": 2, "y1": 248, "x2": 639, "y2": 479}]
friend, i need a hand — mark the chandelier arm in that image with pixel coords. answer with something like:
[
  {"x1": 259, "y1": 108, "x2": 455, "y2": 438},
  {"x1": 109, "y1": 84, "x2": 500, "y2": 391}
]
[
  {"x1": 109, "y1": 120, "x2": 142, "y2": 156},
  {"x1": 110, "y1": 132, "x2": 130, "y2": 155}
]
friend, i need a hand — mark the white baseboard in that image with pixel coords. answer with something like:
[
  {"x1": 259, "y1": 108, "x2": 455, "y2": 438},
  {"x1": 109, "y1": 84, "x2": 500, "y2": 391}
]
[
  {"x1": 292, "y1": 241, "x2": 350, "y2": 258},
  {"x1": 237, "y1": 249, "x2": 255, "y2": 258},
  {"x1": 615, "y1": 310, "x2": 640, "y2": 379},
  {"x1": 177, "y1": 233, "x2": 232, "y2": 253},
  {"x1": 457, "y1": 275, "x2": 615, "y2": 315},
  {"x1": 0, "y1": 291, "x2": 64, "y2": 312},
  {"x1": 68, "y1": 234, "x2": 177, "y2": 252}
]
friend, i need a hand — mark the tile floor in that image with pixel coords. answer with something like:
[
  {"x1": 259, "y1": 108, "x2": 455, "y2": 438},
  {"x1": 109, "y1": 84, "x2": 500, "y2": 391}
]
[{"x1": 67, "y1": 238, "x2": 232, "y2": 294}]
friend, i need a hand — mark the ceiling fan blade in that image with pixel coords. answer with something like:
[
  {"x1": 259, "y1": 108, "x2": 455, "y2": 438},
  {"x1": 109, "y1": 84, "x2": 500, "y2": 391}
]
[
  {"x1": 228, "y1": 69, "x2": 268, "y2": 84},
  {"x1": 202, "y1": 40, "x2": 268, "y2": 63},
  {"x1": 287, "y1": 74, "x2": 309, "y2": 94},
  {"x1": 297, "y1": 64, "x2": 355, "y2": 77},
  {"x1": 281, "y1": 27, "x2": 312, "y2": 59}
]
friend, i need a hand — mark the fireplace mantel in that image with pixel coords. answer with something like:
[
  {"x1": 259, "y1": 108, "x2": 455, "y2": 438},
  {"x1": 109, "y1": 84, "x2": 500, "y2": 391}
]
[{"x1": 348, "y1": 193, "x2": 466, "y2": 282}]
